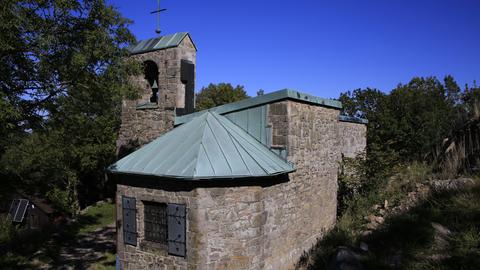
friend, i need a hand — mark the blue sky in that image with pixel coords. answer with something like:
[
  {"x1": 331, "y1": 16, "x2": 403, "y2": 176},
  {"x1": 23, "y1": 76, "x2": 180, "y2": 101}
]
[{"x1": 110, "y1": 0, "x2": 480, "y2": 99}]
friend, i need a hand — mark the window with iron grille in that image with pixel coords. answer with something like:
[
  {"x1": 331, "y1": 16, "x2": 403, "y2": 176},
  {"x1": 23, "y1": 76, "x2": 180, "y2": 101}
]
[{"x1": 144, "y1": 201, "x2": 167, "y2": 245}]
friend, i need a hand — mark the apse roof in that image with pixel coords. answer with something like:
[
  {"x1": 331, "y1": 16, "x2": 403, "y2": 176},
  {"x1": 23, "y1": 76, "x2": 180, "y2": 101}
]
[
  {"x1": 107, "y1": 111, "x2": 295, "y2": 180},
  {"x1": 128, "y1": 32, "x2": 196, "y2": 55}
]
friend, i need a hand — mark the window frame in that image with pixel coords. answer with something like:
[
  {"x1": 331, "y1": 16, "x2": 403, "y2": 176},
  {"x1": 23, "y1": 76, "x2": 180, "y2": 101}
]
[{"x1": 143, "y1": 201, "x2": 168, "y2": 247}]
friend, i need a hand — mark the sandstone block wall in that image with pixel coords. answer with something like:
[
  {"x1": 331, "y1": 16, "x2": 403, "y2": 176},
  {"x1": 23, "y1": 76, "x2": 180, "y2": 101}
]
[
  {"x1": 195, "y1": 187, "x2": 266, "y2": 269},
  {"x1": 116, "y1": 99, "x2": 363, "y2": 270},
  {"x1": 116, "y1": 184, "x2": 196, "y2": 270},
  {"x1": 338, "y1": 121, "x2": 367, "y2": 158},
  {"x1": 117, "y1": 36, "x2": 196, "y2": 151},
  {"x1": 263, "y1": 101, "x2": 340, "y2": 269},
  {"x1": 116, "y1": 183, "x2": 268, "y2": 270}
]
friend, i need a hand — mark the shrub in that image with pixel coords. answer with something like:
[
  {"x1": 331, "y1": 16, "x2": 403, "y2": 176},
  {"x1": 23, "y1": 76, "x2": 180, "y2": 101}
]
[{"x1": 0, "y1": 216, "x2": 15, "y2": 245}]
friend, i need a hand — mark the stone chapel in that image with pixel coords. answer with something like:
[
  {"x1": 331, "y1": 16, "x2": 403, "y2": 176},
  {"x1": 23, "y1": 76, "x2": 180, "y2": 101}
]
[{"x1": 107, "y1": 32, "x2": 367, "y2": 270}]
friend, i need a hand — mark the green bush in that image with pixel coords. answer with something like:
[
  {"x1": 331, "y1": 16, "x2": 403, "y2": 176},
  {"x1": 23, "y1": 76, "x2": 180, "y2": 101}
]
[
  {"x1": 0, "y1": 216, "x2": 15, "y2": 245},
  {"x1": 338, "y1": 153, "x2": 371, "y2": 215}
]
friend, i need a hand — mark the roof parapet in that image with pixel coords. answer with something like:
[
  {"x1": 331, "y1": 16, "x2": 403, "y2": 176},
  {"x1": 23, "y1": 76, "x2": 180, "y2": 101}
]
[{"x1": 339, "y1": 115, "x2": 369, "y2": 124}]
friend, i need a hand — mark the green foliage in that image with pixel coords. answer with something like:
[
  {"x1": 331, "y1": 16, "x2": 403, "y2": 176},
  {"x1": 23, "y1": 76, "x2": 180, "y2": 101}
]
[
  {"x1": 338, "y1": 153, "x2": 369, "y2": 214},
  {"x1": 386, "y1": 162, "x2": 432, "y2": 196},
  {"x1": 340, "y1": 76, "x2": 463, "y2": 164},
  {"x1": 463, "y1": 83, "x2": 480, "y2": 119},
  {"x1": 0, "y1": 216, "x2": 16, "y2": 245},
  {"x1": 0, "y1": 0, "x2": 141, "y2": 211},
  {"x1": 0, "y1": 92, "x2": 21, "y2": 155},
  {"x1": 47, "y1": 186, "x2": 79, "y2": 216},
  {"x1": 303, "y1": 75, "x2": 479, "y2": 270},
  {"x1": 388, "y1": 77, "x2": 460, "y2": 160},
  {"x1": 195, "y1": 83, "x2": 249, "y2": 111}
]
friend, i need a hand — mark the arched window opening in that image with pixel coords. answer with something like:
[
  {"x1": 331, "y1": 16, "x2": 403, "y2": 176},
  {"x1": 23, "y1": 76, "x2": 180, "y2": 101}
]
[{"x1": 143, "y1": 60, "x2": 159, "y2": 103}]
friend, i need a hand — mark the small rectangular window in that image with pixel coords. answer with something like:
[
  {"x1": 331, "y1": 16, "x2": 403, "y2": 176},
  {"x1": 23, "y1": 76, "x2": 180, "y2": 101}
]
[{"x1": 144, "y1": 201, "x2": 167, "y2": 245}]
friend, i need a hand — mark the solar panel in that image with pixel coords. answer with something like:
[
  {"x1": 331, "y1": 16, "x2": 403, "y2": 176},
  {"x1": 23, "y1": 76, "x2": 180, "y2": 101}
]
[
  {"x1": 8, "y1": 199, "x2": 20, "y2": 220},
  {"x1": 9, "y1": 199, "x2": 29, "y2": 223}
]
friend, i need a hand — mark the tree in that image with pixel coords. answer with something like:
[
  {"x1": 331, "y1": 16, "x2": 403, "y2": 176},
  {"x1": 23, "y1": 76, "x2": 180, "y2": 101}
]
[
  {"x1": 0, "y1": 0, "x2": 140, "y2": 213},
  {"x1": 463, "y1": 81, "x2": 480, "y2": 118},
  {"x1": 195, "y1": 83, "x2": 249, "y2": 111},
  {"x1": 340, "y1": 76, "x2": 461, "y2": 164},
  {"x1": 388, "y1": 77, "x2": 460, "y2": 160}
]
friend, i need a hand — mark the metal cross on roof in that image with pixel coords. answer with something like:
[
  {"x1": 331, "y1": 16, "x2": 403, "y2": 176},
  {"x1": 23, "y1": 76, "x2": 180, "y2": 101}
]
[{"x1": 151, "y1": 0, "x2": 167, "y2": 35}]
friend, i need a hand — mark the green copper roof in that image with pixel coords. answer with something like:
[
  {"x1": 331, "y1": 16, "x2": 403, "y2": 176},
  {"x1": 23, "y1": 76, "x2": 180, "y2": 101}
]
[
  {"x1": 128, "y1": 32, "x2": 196, "y2": 55},
  {"x1": 339, "y1": 115, "x2": 368, "y2": 124},
  {"x1": 175, "y1": 89, "x2": 342, "y2": 125},
  {"x1": 107, "y1": 111, "x2": 295, "y2": 180}
]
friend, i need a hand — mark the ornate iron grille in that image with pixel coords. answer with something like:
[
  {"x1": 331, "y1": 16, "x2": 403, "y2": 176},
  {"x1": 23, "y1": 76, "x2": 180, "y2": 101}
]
[{"x1": 144, "y1": 202, "x2": 167, "y2": 244}]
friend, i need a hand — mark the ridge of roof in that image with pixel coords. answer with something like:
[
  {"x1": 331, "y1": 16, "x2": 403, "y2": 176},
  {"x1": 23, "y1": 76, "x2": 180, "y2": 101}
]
[
  {"x1": 128, "y1": 32, "x2": 197, "y2": 55},
  {"x1": 107, "y1": 111, "x2": 295, "y2": 180},
  {"x1": 175, "y1": 89, "x2": 342, "y2": 126}
]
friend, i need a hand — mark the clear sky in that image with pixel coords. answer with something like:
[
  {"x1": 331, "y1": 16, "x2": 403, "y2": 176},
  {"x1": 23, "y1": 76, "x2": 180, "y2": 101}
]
[{"x1": 109, "y1": 0, "x2": 480, "y2": 99}]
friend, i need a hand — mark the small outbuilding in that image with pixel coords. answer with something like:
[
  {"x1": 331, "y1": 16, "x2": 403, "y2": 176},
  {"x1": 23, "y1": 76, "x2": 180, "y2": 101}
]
[
  {"x1": 108, "y1": 32, "x2": 367, "y2": 270},
  {"x1": 7, "y1": 195, "x2": 56, "y2": 230}
]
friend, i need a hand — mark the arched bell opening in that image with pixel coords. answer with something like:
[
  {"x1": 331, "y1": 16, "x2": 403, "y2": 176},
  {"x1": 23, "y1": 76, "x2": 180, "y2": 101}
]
[{"x1": 143, "y1": 60, "x2": 159, "y2": 103}]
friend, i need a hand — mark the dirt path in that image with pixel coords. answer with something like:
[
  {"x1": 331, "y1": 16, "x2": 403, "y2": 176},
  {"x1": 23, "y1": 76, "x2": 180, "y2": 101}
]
[{"x1": 36, "y1": 223, "x2": 116, "y2": 270}]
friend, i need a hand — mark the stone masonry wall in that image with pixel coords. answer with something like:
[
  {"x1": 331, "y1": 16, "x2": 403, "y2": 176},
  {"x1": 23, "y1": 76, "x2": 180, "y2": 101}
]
[
  {"x1": 116, "y1": 100, "x2": 353, "y2": 270},
  {"x1": 116, "y1": 36, "x2": 196, "y2": 151},
  {"x1": 116, "y1": 184, "x2": 267, "y2": 270},
  {"x1": 263, "y1": 101, "x2": 341, "y2": 270},
  {"x1": 195, "y1": 187, "x2": 266, "y2": 269},
  {"x1": 338, "y1": 121, "x2": 367, "y2": 158},
  {"x1": 116, "y1": 184, "x2": 197, "y2": 270}
]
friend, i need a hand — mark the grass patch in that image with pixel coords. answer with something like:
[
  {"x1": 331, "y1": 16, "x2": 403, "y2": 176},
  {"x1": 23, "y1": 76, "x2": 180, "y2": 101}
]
[
  {"x1": 87, "y1": 252, "x2": 116, "y2": 270},
  {"x1": 77, "y1": 202, "x2": 115, "y2": 235}
]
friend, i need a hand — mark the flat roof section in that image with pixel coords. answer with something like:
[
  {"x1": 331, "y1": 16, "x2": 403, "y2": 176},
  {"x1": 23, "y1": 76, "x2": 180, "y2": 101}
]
[{"x1": 175, "y1": 89, "x2": 343, "y2": 125}]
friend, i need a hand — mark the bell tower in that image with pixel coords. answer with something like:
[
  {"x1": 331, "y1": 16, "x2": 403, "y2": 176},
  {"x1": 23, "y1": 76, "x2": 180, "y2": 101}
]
[{"x1": 117, "y1": 32, "x2": 197, "y2": 156}]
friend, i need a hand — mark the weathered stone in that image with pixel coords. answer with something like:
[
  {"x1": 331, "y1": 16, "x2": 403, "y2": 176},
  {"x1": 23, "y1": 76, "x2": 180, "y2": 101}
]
[
  {"x1": 115, "y1": 75, "x2": 367, "y2": 269},
  {"x1": 338, "y1": 121, "x2": 367, "y2": 158},
  {"x1": 116, "y1": 36, "x2": 196, "y2": 153}
]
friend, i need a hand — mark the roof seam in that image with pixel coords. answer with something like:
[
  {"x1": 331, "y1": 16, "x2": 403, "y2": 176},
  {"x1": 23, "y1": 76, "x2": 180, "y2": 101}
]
[
  {"x1": 157, "y1": 114, "x2": 208, "y2": 175},
  {"x1": 199, "y1": 142, "x2": 216, "y2": 177},
  {"x1": 227, "y1": 128, "x2": 252, "y2": 175},
  {"x1": 141, "y1": 113, "x2": 201, "y2": 172},
  {"x1": 212, "y1": 113, "x2": 270, "y2": 175},
  {"x1": 194, "y1": 114, "x2": 216, "y2": 177},
  {"x1": 205, "y1": 115, "x2": 234, "y2": 174},
  {"x1": 220, "y1": 115, "x2": 292, "y2": 170}
]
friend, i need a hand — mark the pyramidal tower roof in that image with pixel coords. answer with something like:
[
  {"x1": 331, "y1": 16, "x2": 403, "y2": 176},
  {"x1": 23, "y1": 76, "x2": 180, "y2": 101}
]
[
  {"x1": 108, "y1": 111, "x2": 295, "y2": 180},
  {"x1": 128, "y1": 32, "x2": 197, "y2": 55}
]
